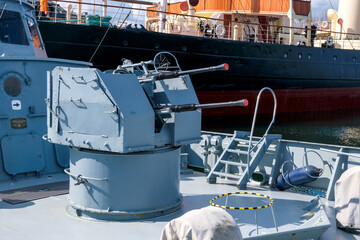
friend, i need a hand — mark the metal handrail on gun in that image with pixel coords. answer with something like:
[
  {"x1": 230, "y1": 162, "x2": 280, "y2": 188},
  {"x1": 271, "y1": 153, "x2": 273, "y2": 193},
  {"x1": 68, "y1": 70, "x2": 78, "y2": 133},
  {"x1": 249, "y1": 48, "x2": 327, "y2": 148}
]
[{"x1": 246, "y1": 87, "x2": 277, "y2": 181}]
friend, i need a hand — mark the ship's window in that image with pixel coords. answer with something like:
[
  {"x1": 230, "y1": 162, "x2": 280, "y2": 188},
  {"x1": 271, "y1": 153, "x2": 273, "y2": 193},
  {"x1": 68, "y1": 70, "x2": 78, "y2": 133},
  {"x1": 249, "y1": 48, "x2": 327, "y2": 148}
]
[
  {"x1": 333, "y1": 56, "x2": 337, "y2": 61},
  {"x1": 0, "y1": 10, "x2": 28, "y2": 45},
  {"x1": 284, "y1": 52, "x2": 288, "y2": 58},
  {"x1": 298, "y1": 53, "x2": 302, "y2": 59},
  {"x1": 3, "y1": 76, "x2": 22, "y2": 97},
  {"x1": 353, "y1": 57, "x2": 357, "y2": 62},
  {"x1": 26, "y1": 16, "x2": 44, "y2": 49},
  {"x1": 307, "y1": 54, "x2": 311, "y2": 60}
]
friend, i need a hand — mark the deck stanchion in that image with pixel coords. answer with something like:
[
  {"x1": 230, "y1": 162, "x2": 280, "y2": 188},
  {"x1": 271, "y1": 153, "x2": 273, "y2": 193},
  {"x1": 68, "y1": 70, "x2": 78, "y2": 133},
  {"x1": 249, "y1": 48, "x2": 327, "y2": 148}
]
[
  {"x1": 225, "y1": 195, "x2": 229, "y2": 209},
  {"x1": 270, "y1": 204, "x2": 278, "y2": 232},
  {"x1": 255, "y1": 209, "x2": 259, "y2": 235}
]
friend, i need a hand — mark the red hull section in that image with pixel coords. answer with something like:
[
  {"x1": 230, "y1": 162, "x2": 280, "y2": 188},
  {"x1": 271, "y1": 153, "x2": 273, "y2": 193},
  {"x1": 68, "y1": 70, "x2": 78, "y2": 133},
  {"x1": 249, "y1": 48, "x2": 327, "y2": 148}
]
[{"x1": 198, "y1": 88, "x2": 360, "y2": 117}]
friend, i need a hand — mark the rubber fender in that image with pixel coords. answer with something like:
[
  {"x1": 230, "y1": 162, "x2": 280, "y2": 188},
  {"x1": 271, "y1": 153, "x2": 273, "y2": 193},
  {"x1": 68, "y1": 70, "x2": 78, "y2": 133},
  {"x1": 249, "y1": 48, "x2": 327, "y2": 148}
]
[{"x1": 276, "y1": 165, "x2": 322, "y2": 191}]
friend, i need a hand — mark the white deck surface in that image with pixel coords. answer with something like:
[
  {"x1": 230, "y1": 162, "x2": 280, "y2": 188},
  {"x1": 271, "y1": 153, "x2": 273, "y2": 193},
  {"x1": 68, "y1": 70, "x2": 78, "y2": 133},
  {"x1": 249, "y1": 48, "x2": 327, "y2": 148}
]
[{"x1": 0, "y1": 172, "x2": 358, "y2": 240}]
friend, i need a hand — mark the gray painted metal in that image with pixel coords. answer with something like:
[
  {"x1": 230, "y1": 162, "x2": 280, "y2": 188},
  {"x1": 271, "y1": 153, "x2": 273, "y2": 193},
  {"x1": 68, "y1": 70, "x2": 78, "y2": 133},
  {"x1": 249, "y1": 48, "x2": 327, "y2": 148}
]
[
  {"x1": 47, "y1": 66, "x2": 201, "y2": 153},
  {"x1": 0, "y1": 180, "x2": 68, "y2": 204},
  {"x1": 206, "y1": 131, "x2": 281, "y2": 189},
  {"x1": 0, "y1": 170, "x2": 347, "y2": 240},
  {"x1": 0, "y1": 59, "x2": 88, "y2": 181},
  {"x1": 66, "y1": 147, "x2": 182, "y2": 221},
  {"x1": 0, "y1": 1, "x2": 356, "y2": 238},
  {"x1": 325, "y1": 148, "x2": 346, "y2": 201},
  {"x1": 46, "y1": 53, "x2": 205, "y2": 220},
  {"x1": 0, "y1": 0, "x2": 90, "y2": 181},
  {"x1": 188, "y1": 131, "x2": 360, "y2": 202},
  {"x1": 47, "y1": 68, "x2": 155, "y2": 153},
  {"x1": 1, "y1": 134, "x2": 45, "y2": 175}
]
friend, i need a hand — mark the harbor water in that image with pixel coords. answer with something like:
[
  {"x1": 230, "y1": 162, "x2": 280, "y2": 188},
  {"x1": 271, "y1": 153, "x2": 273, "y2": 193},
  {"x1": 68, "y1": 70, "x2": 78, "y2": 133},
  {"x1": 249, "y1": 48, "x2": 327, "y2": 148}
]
[{"x1": 203, "y1": 109, "x2": 360, "y2": 147}]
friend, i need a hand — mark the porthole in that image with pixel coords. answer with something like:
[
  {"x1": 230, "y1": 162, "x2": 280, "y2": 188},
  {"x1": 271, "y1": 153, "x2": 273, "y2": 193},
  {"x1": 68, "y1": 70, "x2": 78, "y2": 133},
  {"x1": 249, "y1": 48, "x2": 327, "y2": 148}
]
[
  {"x1": 3, "y1": 76, "x2": 22, "y2": 97},
  {"x1": 298, "y1": 53, "x2": 302, "y2": 59},
  {"x1": 284, "y1": 52, "x2": 288, "y2": 58},
  {"x1": 123, "y1": 40, "x2": 128, "y2": 46},
  {"x1": 155, "y1": 43, "x2": 160, "y2": 49},
  {"x1": 307, "y1": 54, "x2": 311, "y2": 60},
  {"x1": 333, "y1": 56, "x2": 337, "y2": 61},
  {"x1": 353, "y1": 57, "x2": 357, "y2": 62}
]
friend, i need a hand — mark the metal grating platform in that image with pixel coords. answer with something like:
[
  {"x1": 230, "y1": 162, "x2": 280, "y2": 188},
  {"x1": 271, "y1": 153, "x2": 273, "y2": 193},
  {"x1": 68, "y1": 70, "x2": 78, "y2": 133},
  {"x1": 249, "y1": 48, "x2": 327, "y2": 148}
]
[{"x1": 0, "y1": 181, "x2": 69, "y2": 204}]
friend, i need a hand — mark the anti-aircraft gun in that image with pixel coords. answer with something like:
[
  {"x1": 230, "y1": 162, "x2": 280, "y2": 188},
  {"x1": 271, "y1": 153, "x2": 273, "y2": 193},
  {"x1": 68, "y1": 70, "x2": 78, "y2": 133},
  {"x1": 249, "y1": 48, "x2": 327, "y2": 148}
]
[
  {"x1": 46, "y1": 52, "x2": 248, "y2": 221},
  {"x1": 114, "y1": 52, "x2": 248, "y2": 133}
]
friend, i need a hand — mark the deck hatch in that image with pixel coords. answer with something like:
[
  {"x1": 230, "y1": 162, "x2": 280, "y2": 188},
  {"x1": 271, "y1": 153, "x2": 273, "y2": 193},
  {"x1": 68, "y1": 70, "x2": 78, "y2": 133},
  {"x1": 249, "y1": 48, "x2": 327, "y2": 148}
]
[{"x1": 1, "y1": 134, "x2": 45, "y2": 175}]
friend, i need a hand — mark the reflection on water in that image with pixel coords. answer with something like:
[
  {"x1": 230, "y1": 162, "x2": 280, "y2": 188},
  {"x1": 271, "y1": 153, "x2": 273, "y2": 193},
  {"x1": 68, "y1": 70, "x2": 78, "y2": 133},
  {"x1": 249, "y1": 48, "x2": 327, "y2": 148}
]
[
  {"x1": 202, "y1": 109, "x2": 360, "y2": 147},
  {"x1": 271, "y1": 125, "x2": 360, "y2": 147}
]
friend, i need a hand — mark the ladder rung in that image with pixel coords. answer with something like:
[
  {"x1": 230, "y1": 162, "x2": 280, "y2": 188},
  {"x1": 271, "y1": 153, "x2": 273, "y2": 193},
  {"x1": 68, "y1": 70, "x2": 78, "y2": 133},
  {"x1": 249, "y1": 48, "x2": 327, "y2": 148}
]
[
  {"x1": 227, "y1": 149, "x2": 249, "y2": 154},
  {"x1": 236, "y1": 144, "x2": 251, "y2": 148},
  {"x1": 234, "y1": 138, "x2": 260, "y2": 144},
  {"x1": 212, "y1": 171, "x2": 241, "y2": 179},
  {"x1": 233, "y1": 138, "x2": 249, "y2": 142},
  {"x1": 219, "y1": 160, "x2": 247, "y2": 167}
]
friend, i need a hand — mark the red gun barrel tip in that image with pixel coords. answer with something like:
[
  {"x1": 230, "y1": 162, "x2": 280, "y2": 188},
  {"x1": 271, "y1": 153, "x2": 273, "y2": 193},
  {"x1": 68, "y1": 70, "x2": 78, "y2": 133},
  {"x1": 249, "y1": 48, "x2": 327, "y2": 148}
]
[
  {"x1": 243, "y1": 99, "x2": 249, "y2": 106},
  {"x1": 223, "y1": 63, "x2": 229, "y2": 71}
]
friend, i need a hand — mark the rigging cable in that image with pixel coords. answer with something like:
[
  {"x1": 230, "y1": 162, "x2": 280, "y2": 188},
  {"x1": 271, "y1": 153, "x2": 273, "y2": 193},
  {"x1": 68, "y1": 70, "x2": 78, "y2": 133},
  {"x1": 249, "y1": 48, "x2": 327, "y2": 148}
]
[
  {"x1": 0, "y1": 2, "x2": 7, "y2": 19},
  {"x1": 243, "y1": 0, "x2": 258, "y2": 33},
  {"x1": 89, "y1": 5, "x2": 122, "y2": 63},
  {"x1": 119, "y1": 10, "x2": 131, "y2": 28},
  {"x1": 233, "y1": 0, "x2": 253, "y2": 37},
  {"x1": 116, "y1": 2, "x2": 125, "y2": 26}
]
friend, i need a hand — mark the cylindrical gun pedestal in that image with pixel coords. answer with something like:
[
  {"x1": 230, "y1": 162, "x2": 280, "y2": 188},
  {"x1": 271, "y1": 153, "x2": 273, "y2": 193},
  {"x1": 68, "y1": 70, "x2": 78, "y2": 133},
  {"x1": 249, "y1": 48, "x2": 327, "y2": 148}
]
[{"x1": 66, "y1": 147, "x2": 182, "y2": 221}]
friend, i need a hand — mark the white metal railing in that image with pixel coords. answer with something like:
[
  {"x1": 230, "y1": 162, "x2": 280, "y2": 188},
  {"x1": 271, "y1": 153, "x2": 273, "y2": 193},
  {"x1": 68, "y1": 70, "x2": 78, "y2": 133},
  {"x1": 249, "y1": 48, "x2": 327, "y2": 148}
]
[
  {"x1": 246, "y1": 87, "x2": 277, "y2": 182},
  {"x1": 33, "y1": 0, "x2": 360, "y2": 50}
]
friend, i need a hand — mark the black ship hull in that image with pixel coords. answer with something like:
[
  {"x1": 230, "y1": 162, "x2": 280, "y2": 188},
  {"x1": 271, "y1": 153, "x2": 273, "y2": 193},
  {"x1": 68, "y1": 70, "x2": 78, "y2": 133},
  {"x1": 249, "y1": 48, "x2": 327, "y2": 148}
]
[{"x1": 38, "y1": 22, "x2": 360, "y2": 121}]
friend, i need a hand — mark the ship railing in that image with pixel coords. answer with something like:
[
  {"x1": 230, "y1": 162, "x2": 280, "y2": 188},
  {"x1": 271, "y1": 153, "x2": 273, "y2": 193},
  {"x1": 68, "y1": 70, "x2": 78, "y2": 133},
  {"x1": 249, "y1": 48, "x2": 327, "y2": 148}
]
[
  {"x1": 35, "y1": 0, "x2": 360, "y2": 50},
  {"x1": 314, "y1": 35, "x2": 360, "y2": 50}
]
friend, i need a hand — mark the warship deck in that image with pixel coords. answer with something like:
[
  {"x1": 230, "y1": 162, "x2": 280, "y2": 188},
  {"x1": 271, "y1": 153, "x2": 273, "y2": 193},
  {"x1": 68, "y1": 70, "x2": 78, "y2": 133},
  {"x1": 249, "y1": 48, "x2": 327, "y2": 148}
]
[{"x1": 0, "y1": 171, "x2": 358, "y2": 240}]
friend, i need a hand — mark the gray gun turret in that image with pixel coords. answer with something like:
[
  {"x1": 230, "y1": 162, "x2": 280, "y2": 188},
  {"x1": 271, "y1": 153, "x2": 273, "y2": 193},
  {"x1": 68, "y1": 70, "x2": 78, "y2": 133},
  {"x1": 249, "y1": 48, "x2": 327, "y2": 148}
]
[
  {"x1": 47, "y1": 52, "x2": 247, "y2": 154},
  {"x1": 46, "y1": 52, "x2": 249, "y2": 221}
]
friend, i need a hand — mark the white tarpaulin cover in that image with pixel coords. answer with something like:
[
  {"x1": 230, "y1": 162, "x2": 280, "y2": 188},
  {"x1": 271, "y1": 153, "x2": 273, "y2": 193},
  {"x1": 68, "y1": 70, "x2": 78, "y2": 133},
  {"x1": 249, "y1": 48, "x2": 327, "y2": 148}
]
[
  {"x1": 160, "y1": 206, "x2": 242, "y2": 240},
  {"x1": 335, "y1": 166, "x2": 360, "y2": 229}
]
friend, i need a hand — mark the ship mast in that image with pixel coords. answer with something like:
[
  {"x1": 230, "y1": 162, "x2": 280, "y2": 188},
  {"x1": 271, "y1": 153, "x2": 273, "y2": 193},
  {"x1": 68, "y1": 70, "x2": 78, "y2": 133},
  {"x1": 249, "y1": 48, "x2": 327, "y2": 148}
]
[
  {"x1": 160, "y1": 0, "x2": 167, "y2": 32},
  {"x1": 289, "y1": 0, "x2": 294, "y2": 45}
]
